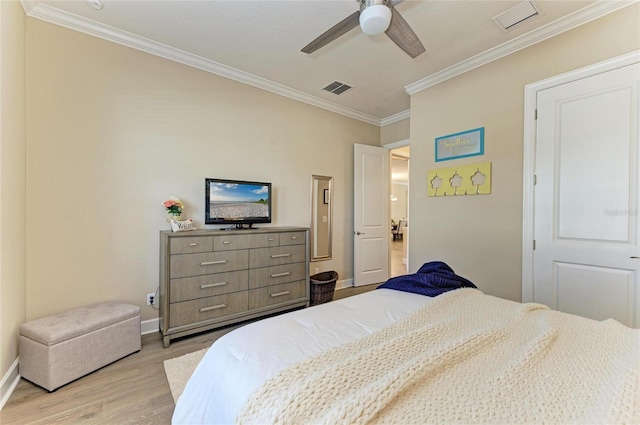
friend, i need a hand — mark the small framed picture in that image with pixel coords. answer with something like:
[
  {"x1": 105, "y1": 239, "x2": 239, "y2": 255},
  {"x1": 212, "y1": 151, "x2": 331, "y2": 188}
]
[{"x1": 435, "y1": 127, "x2": 484, "y2": 162}]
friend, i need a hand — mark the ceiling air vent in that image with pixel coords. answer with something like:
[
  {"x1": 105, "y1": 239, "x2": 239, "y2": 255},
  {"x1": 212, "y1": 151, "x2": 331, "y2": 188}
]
[
  {"x1": 322, "y1": 81, "x2": 352, "y2": 95},
  {"x1": 492, "y1": 1, "x2": 542, "y2": 32}
]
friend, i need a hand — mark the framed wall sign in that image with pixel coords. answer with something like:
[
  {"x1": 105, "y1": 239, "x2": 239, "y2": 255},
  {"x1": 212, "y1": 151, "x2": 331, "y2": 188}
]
[{"x1": 435, "y1": 127, "x2": 484, "y2": 162}]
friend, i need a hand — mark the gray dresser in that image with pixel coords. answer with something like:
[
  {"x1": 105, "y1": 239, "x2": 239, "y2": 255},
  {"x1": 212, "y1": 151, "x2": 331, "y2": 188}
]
[{"x1": 159, "y1": 227, "x2": 309, "y2": 347}]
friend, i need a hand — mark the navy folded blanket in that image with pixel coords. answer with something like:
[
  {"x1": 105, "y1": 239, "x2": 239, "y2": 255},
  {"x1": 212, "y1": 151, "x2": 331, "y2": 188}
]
[{"x1": 377, "y1": 261, "x2": 476, "y2": 297}]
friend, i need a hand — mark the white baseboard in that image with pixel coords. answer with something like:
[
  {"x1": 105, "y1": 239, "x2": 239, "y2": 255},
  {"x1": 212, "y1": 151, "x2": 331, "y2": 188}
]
[
  {"x1": 335, "y1": 278, "x2": 354, "y2": 290},
  {"x1": 141, "y1": 318, "x2": 159, "y2": 335},
  {"x1": 0, "y1": 357, "x2": 20, "y2": 412}
]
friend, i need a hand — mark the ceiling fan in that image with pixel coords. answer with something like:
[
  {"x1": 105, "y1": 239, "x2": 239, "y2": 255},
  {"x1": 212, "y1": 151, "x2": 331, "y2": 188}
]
[{"x1": 301, "y1": 0, "x2": 425, "y2": 58}]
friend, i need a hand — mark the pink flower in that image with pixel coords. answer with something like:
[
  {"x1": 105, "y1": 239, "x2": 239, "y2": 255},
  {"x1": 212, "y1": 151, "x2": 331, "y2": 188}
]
[{"x1": 163, "y1": 197, "x2": 184, "y2": 215}]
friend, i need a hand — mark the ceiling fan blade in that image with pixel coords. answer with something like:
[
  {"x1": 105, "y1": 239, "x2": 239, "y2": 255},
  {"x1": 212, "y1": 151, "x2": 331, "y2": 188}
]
[
  {"x1": 301, "y1": 11, "x2": 361, "y2": 54},
  {"x1": 385, "y1": 8, "x2": 425, "y2": 58}
]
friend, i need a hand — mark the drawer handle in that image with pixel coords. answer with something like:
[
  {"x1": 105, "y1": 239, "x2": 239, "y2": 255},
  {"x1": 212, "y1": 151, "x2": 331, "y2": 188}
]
[
  {"x1": 268, "y1": 238, "x2": 275, "y2": 242},
  {"x1": 200, "y1": 282, "x2": 227, "y2": 289},
  {"x1": 270, "y1": 272, "x2": 291, "y2": 278},
  {"x1": 189, "y1": 243, "x2": 198, "y2": 247},
  {"x1": 199, "y1": 304, "x2": 227, "y2": 312},
  {"x1": 200, "y1": 260, "x2": 228, "y2": 266},
  {"x1": 291, "y1": 236, "x2": 298, "y2": 240},
  {"x1": 270, "y1": 253, "x2": 291, "y2": 259},
  {"x1": 270, "y1": 291, "x2": 291, "y2": 298},
  {"x1": 223, "y1": 240, "x2": 231, "y2": 245}
]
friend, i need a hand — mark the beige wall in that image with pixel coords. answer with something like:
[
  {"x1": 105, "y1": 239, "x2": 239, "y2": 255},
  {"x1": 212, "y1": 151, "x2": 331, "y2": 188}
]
[
  {"x1": 409, "y1": 6, "x2": 640, "y2": 301},
  {"x1": 380, "y1": 118, "x2": 409, "y2": 145},
  {"x1": 24, "y1": 19, "x2": 378, "y2": 322},
  {"x1": 391, "y1": 183, "x2": 407, "y2": 223},
  {"x1": 0, "y1": 0, "x2": 26, "y2": 389}
]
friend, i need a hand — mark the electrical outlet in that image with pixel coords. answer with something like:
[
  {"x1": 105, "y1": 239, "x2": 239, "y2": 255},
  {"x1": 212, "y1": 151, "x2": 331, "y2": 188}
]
[
  {"x1": 146, "y1": 293, "x2": 155, "y2": 306},
  {"x1": 314, "y1": 267, "x2": 320, "y2": 274}
]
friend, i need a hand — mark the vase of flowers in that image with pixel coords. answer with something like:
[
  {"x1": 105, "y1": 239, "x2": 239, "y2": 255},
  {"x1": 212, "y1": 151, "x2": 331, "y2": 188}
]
[{"x1": 163, "y1": 197, "x2": 184, "y2": 222}]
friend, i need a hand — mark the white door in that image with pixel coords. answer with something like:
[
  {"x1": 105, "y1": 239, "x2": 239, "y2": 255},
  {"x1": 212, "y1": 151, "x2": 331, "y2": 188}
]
[
  {"x1": 354, "y1": 144, "x2": 390, "y2": 287},
  {"x1": 534, "y1": 63, "x2": 640, "y2": 327}
]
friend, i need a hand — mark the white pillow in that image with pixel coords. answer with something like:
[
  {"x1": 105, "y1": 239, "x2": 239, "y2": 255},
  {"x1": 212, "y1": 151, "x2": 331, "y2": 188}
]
[{"x1": 170, "y1": 218, "x2": 197, "y2": 232}]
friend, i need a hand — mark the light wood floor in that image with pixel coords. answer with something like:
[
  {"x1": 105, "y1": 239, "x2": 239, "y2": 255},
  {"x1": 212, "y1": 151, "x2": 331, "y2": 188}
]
[
  {"x1": 1, "y1": 284, "x2": 381, "y2": 424},
  {"x1": 390, "y1": 239, "x2": 406, "y2": 278}
]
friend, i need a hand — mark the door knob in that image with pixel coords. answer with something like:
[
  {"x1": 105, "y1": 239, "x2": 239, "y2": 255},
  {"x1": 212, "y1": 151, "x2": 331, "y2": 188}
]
[
  {"x1": 355, "y1": 231, "x2": 365, "y2": 235},
  {"x1": 631, "y1": 256, "x2": 640, "y2": 259}
]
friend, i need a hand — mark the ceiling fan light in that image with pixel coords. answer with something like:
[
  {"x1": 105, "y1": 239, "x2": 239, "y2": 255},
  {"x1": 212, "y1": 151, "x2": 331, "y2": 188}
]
[{"x1": 359, "y1": 4, "x2": 392, "y2": 35}]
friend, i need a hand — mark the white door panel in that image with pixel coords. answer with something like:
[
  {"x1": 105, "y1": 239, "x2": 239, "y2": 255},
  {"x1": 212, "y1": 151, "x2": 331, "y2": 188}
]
[
  {"x1": 554, "y1": 262, "x2": 635, "y2": 325},
  {"x1": 354, "y1": 144, "x2": 389, "y2": 286},
  {"x1": 534, "y1": 62, "x2": 640, "y2": 327},
  {"x1": 361, "y1": 238, "x2": 384, "y2": 272},
  {"x1": 555, "y1": 86, "x2": 634, "y2": 242}
]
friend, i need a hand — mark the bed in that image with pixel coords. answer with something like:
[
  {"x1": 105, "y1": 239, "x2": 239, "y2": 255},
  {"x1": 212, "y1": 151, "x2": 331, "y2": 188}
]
[{"x1": 172, "y1": 273, "x2": 640, "y2": 424}]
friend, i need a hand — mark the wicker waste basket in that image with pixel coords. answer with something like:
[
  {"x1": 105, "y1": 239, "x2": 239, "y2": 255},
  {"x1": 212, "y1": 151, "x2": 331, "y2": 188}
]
[{"x1": 309, "y1": 271, "x2": 339, "y2": 306}]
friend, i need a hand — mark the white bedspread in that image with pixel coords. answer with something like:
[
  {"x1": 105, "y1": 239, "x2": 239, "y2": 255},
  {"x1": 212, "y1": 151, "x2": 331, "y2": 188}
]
[
  {"x1": 237, "y1": 288, "x2": 640, "y2": 424},
  {"x1": 172, "y1": 288, "x2": 434, "y2": 425}
]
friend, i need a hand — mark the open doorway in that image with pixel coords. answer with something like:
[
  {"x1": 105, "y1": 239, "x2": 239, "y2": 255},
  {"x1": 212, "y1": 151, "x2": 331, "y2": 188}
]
[{"x1": 390, "y1": 146, "x2": 409, "y2": 277}]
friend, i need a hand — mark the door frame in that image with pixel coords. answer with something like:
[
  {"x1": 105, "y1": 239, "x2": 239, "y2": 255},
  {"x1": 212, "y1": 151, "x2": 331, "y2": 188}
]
[
  {"x1": 521, "y1": 50, "x2": 640, "y2": 303},
  {"x1": 384, "y1": 138, "x2": 410, "y2": 273}
]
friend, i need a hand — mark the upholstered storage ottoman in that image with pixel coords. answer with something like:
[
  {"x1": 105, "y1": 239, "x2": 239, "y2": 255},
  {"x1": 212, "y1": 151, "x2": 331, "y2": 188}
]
[{"x1": 19, "y1": 301, "x2": 141, "y2": 391}]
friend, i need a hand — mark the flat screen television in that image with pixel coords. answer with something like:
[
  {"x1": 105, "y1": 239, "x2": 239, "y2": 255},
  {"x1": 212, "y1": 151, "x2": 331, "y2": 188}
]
[{"x1": 205, "y1": 178, "x2": 272, "y2": 228}]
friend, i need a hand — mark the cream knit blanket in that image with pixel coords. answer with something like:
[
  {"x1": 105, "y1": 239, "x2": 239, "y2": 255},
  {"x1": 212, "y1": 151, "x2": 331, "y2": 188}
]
[{"x1": 237, "y1": 288, "x2": 640, "y2": 425}]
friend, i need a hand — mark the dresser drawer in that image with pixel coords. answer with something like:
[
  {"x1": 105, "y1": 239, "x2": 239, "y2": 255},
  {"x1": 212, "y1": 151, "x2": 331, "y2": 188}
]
[
  {"x1": 170, "y1": 250, "x2": 248, "y2": 279},
  {"x1": 249, "y1": 263, "x2": 306, "y2": 289},
  {"x1": 170, "y1": 270, "x2": 249, "y2": 302},
  {"x1": 279, "y1": 231, "x2": 306, "y2": 246},
  {"x1": 264, "y1": 234, "x2": 281, "y2": 247},
  {"x1": 170, "y1": 236, "x2": 214, "y2": 254},
  {"x1": 249, "y1": 245, "x2": 306, "y2": 268},
  {"x1": 214, "y1": 233, "x2": 280, "y2": 251},
  {"x1": 248, "y1": 281, "x2": 306, "y2": 310},
  {"x1": 169, "y1": 291, "x2": 248, "y2": 328}
]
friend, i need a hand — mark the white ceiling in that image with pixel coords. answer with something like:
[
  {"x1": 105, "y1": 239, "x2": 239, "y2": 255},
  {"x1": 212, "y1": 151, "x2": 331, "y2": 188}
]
[{"x1": 21, "y1": 0, "x2": 633, "y2": 125}]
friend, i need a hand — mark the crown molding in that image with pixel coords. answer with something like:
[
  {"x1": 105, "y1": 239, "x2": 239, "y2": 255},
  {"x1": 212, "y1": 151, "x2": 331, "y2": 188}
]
[
  {"x1": 19, "y1": 1, "x2": 382, "y2": 126},
  {"x1": 404, "y1": 0, "x2": 637, "y2": 95},
  {"x1": 20, "y1": 0, "x2": 37, "y2": 14},
  {"x1": 380, "y1": 109, "x2": 410, "y2": 126},
  {"x1": 21, "y1": 1, "x2": 634, "y2": 127}
]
